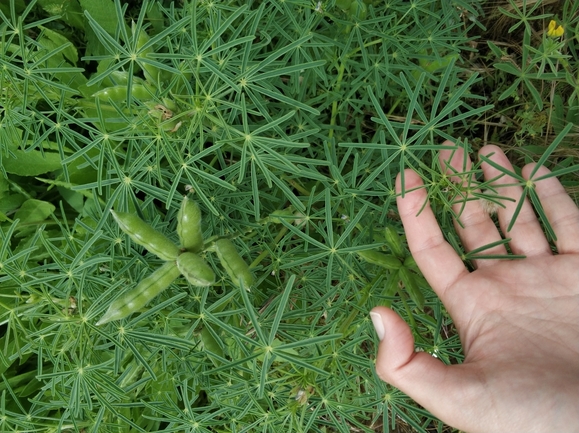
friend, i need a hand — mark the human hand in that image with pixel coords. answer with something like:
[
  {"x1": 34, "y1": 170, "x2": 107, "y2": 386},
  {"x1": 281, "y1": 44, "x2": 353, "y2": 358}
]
[{"x1": 370, "y1": 143, "x2": 579, "y2": 433}]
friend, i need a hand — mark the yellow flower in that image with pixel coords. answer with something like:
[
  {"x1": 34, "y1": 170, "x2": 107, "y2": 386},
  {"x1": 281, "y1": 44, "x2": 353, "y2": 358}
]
[{"x1": 547, "y1": 20, "x2": 564, "y2": 38}]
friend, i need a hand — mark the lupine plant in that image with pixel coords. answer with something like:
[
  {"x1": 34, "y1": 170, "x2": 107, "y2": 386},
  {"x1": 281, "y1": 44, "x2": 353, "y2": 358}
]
[{"x1": 1, "y1": 0, "x2": 578, "y2": 432}]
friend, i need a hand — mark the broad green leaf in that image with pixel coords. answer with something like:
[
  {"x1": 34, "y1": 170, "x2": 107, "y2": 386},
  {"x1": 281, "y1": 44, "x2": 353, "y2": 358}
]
[
  {"x1": 0, "y1": 0, "x2": 25, "y2": 16},
  {"x1": 0, "y1": 176, "x2": 8, "y2": 198},
  {"x1": 0, "y1": 194, "x2": 26, "y2": 217},
  {"x1": 2, "y1": 148, "x2": 62, "y2": 176},
  {"x1": 79, "y1": 0, "x2": 121, "y2": 35},
  {"x1": 493, "y1": 62, "x2": 520, "y2": 76},
  {"x1": 37, "y1": 0, "x2": 85, "y2": 30},
  {"x1": 39, "y1": 26, "x2": 78, "y2": 64},
  {"x1": 14, "y1": 199, "x2": 56, "y2": 225}
]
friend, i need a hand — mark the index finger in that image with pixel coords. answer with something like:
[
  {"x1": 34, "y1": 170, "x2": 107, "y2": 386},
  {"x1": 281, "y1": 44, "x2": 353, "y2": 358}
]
[{"x1": 396, "y1": 169, "x2": 469, "y2": 299}]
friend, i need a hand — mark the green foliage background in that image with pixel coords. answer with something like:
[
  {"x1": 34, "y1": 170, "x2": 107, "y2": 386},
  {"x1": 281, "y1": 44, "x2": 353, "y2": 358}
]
[{"x1": 1, "y1": 0, "x2": 578, "y2": 432}]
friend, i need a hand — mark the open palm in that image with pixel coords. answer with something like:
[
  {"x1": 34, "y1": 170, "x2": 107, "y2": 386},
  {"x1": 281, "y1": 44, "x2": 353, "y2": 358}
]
[{"x1": 371, "y1": 144, "x2": 579, "y2": 433}]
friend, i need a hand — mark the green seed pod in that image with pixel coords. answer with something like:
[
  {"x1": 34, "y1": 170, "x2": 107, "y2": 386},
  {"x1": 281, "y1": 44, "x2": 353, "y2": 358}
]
[
  {"x1": 161, "y1": 97, "x2": 178, "y2": 112},
  {"x1": 92, "y1": 84, "x2": 154, "y2": 103},
  {"x1": 214, "y1": 239, "x2": 254, "y2": 289},
  {"x1": 107, "y1": 70, "x2": 131, "y2": 86},
  {"x1": 335, "y1": 0, "x2": 353, "y2": 10},
  {"x1": 420, "y1": 53, "x2": 459, "y2": 73},
  {"x1": 110, "y1": 210, "x2": 179, "y2": 261},
  {"x1": 131, "y1": 84, "x2": 155, "y2": 101},
  {"x1": 96, "y1": 261, "x2": 181, "y2": 325},
  {"x1": 381, "y1": 269, "x2": 400, "y2": 307},
  {"x1": 133, "y1": 23, "x2": 162, "y2": 85},
  {"x1": 384, "y1": 226, "x2": 405, "y2": 259},
  {"x1": 403, "y1": 255, "x2": 419, "y2": 271},
  {"x1": 357, "y1": 250, "x2": 402, "y2": 270},
  {"x1": 176, "y1": 252, "x2": 215, "y2": 286},
  {"x1": 268, "y1": 207, "x2": 295, "y2": 224},
  {"x1": 177, "y1": 196, "x2": 204, "y2": 252},
  {"x1": 92, "y1": 85, "x2": 127, "y2": 103},
  {"x1": 98, "y1": 70, "x2": 135, "y2": 88},
  {"x1": 349, "y1": 0, "x2": 367, "y2": 19},
  {"x1": 399, "y1": 266, "x2": 425, "y2": 311}
]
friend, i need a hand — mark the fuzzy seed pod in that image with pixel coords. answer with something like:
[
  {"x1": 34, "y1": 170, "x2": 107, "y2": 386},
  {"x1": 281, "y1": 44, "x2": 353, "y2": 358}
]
[
  {"x1": 399, "y1": 266, "x2": 425, "y2": 311},
  {"x1": 92, "y1": 84, "x2": 154, "y2": 103},
  {"x1": 357, "y1": 250, "x2": 402, "y2": 270},
  {"x1": 96, "y1": 261, "x2": 181, "y2": 325},
  {"x1": 134, "y1": 23, "x2": 162, "y2": 85},
  {"x1": 176, "y1": 252, "x2": 215, "y2": 286},
  {"x1": 384, "y1": 226, "x2": 405, "y2": 259},
  {"x1": 111, "y1": 210, "x2": 179, "y2": 261},
  {"x1": 177, "y1": 196, "x2": 204, "y2": 252},
  {"x1": 214, "y1": 239, "x2": 254, "y2": 289}
]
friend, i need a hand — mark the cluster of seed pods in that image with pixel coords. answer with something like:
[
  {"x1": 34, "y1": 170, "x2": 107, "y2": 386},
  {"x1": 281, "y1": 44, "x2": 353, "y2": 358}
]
[{"x1": 97, "y1": 196, "x2": 253, "y2": 325}]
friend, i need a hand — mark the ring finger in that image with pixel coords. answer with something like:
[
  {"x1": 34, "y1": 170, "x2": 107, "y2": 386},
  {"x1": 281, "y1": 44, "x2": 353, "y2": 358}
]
[
  {"x1": 438, "y1": 142, "x2": 507, "y2": 268},
  {"x1": 479, "y1": 145, "x2": 551, "y2": 257}
]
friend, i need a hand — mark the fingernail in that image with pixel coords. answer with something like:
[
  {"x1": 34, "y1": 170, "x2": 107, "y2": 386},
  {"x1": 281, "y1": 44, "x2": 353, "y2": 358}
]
[{"x1": 370, "y1": 312, "x2": 385, "y2": 341}]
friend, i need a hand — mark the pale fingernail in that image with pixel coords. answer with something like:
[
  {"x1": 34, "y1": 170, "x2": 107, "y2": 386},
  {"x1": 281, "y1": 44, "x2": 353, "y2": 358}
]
[{"x1": 370, "y1": 312, "x2": 385, "y2": 341}]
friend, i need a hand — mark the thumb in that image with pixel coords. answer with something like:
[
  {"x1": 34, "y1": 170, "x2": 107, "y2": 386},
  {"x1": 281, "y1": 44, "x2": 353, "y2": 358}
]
[{"x1": 370, "y1": 306, "x2": 468, "y2": 422}]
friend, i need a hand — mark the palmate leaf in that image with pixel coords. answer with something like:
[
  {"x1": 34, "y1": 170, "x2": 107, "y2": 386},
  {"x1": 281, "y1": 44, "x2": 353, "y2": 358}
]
[
  {"x1": 197, "y1": 4, "x2": 249, "y2": 54},
  {"x1": 529, "y1": 122, "x2": 574, "y2": 178},
  {"x1": 5, "y1": 0, "x2": 575, "y2": 432},
  {"x1": 248, "y1": 83, "x2": 321, "y2": 115}
]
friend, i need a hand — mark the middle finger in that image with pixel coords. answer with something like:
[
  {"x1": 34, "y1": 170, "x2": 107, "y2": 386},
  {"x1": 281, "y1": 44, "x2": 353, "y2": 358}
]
[
  {"x1": 478, "y1": 145, "x2": 551, "y2": 256},
  {"x1": 439, "y1": 143, "x2": 506, "y2": 268}
]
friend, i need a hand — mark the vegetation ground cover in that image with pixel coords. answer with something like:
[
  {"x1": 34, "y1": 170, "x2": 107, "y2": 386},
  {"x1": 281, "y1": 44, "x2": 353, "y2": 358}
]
[{"x1": 1, "y1": 0, "x2": 578, "y2": 432}]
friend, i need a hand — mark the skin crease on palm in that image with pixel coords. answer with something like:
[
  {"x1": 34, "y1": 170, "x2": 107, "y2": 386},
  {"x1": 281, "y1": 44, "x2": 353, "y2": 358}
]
[{"x1": 370, "y1": 141, "x2": 579, "y2": 433}]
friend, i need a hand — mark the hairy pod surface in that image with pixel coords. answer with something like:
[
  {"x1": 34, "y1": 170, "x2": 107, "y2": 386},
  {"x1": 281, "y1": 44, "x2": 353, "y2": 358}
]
[
  {"x1": 99, "y1": 70, "x2": 131, "y2": 88},
  {"x1": 403, "y1": 255, "x2": 419, "y2": 271},
  {"x1": 96, "y1": 261, "x2": 181, "y2": 325},
  {"x1": 214, "y1": 239, "x2": 254, "y2": 289},
  {"x1": 177, "y1": 196, "x2": 204, "y2": 252},
  {"x1": 384, "y1": 226, "x2": 405, "y2": 259},
  {"x1": 134, "y1": 24, "x2": 162, "y2": 85},
  {"x1": 399, "y1": 266, "x2": 425, "y2": 310},
  {"x1": 357, "y1": 250, "x2": 402, "y2": 270},
  {"x1": 92, "y1": 84, "x2": 154, "y2": 103},
  {"x1": 268, "y1": 207, "x2": 294, "y2": 224},
  {"x1": 382, "y1": 269, "x2": 400, "y2": 306},
  {"x1": 176, "y1": 252, "x2": 215, "y2": 286},
  {"x1": 111, "y1": 210, "x2": 179, "y2": 261}
]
